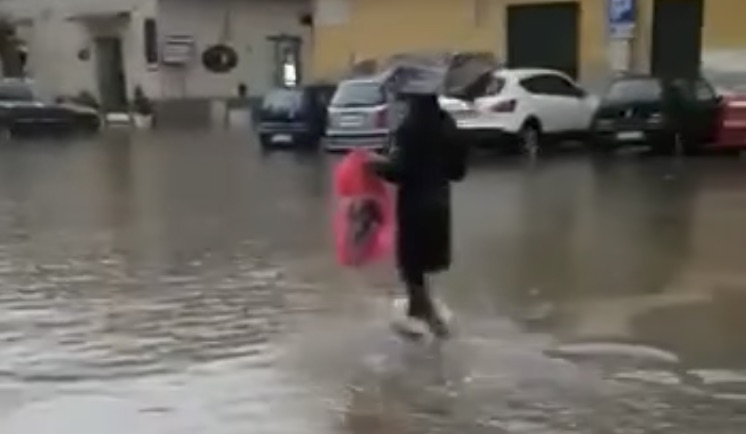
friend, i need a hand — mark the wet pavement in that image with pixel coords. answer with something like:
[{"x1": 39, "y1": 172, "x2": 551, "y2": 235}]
[{"x1": 1, "y1": 133, "x2": 746, "y2": 432}]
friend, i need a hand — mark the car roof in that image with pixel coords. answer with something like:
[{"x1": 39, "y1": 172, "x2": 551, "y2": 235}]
[
  {"x1": 494, "y1": 68, "x2": 571, "y2": 80},
  {"x1": 0, "y1": 78, "x2": 33, "y2": 85},
  {"x1": 339, "y1": 74, "x2": 386, "y2": 85},
  {"x1": 305, "y1": 82, "x2": 336, "y2": 89}
]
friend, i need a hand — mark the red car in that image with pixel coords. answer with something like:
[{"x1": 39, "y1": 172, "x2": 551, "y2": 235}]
[{"x1": 715, "y1": 94, "x2": 746, "y2": 148}]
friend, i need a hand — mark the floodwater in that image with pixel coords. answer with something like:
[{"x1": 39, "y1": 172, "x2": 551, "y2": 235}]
[{"x1": 1, "y1": 132, "x2": 746, "y2": 433}]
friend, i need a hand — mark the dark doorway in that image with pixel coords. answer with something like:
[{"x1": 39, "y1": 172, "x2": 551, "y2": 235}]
[
  {"x1": 95, "y1": 37, "x2": 128, "y2": 112},
  {"x1": 506, "y1": 2, "x2": 579, "y2": 78},
  {"x1": 651, "y1": 0, "x2": 703, "y2": 78}
]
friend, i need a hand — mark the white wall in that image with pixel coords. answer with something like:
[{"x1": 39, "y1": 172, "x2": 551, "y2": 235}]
[
  {"x1": 2, "y1": 0, "x2": 310, "y2": 103},
  {"x1": 158, "y1": 0, "x2": 311, "y2": 99},
  {"x1": 1, "y1": 0, "x2": 158, "y2": 102}
]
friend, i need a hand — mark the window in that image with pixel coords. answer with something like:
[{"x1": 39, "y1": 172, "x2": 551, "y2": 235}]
[
  {"x1": 330, "y1": 81, "x2": 385, "y2": 107},
  {"x1": 605, "y1": 79, "x2": 663, "y2": 102},
  {"x1": 547, "y1": 76, "x2": 581, "y2": 96},
  {"x1": 262, "y1": 89, "x2": 304, "y2": 112},
  {"x1": 694, "y1": 79, "x2": 716, "y2": 102},
  {"x1": 663, "y1": 78, "x2": 717, "y2": 103},
  {"x1": 521, "y1": 74, "x2": 578, "y2": 96},
  {"x1": 269, "y1": 35, "x2": 302, "y2": 87},
  {"x1": 143, "y1": 18, "x2": 158, "y2": 64},
  {"x1": 522, "y1": 76, "x2": 543, "y2": 94},
  {"x1": 483, "y1": 76, "x2": 506, "y2": 96},
  {"x1": 0, "y1": 82, "x2": 35, "y2": 101}
]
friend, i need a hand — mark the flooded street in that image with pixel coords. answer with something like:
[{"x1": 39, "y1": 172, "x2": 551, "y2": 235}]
[{"x1": 1, "y1": 133, "x2": 746, "y2": 433}]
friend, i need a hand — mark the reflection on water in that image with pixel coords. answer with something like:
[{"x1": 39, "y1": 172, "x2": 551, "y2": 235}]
[{"x1": 0, "y1": 136, "x2": 745, "y2": 432}]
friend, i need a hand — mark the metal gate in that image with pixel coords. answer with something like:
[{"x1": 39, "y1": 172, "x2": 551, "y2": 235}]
[
  {"x1": 651, "y1": 0, "x2": 703, "y2": 78},
  {"x1": 506, "y1": 2, "x2": 580, "y2": 78}
]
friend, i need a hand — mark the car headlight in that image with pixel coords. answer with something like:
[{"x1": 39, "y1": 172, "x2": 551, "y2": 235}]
[
  {"x1": 648, "y1": 113, "x2": 663, "y2": 124},
  {"x1": 594, "y1": 119, "x2": 614, "y2": 130}
]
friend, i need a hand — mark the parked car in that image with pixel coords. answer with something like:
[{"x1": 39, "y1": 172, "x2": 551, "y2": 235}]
[
  {"x1": 324, "y1": 75, "x2": 398, "y2": 152},
  {"x1": 705, "y1": 77, "x2": 746, "y2": 149},
  {"x1": 0, "y1": 79, "x2": 101, "y2": 138},
  {"x1": 256, "y1": 83, "x2": 336, "y2": 149},
  {"x1": 439, "y1": 68, "x2": 599, "y2": 154},
  {"x1": 590, "y1": 74, "x2": 721, "y2": 154},
  {"x1": 716, "y1": 93, "x2": 746, "y2": 149}
]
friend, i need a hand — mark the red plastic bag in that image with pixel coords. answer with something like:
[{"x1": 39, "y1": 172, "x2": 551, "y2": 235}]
[{"x1": 333, "y1": 149, "x2": 394, "y2": 267}]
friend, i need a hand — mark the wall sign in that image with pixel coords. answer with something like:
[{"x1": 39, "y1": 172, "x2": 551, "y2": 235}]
[
  {"x1": 78, "y1": 47, "x2": 91, "y2": 61},
  {"x1": 202, "y1": 44, "x2": 238, "y2": 73},
  {"x1": 608, "y1": 0, "x2": 636, "y2": 40},
  {"x1": 162, "y1": 35, "x2": 195, "y2": 65}
]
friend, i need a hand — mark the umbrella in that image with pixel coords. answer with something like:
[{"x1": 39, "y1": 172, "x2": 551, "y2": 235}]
[
  {"x1": 379, "y1": 62, "x2": 448, "y2": 95},
  {"x1": 378, "y1": 52, "x2": 499, "y2": 96}
]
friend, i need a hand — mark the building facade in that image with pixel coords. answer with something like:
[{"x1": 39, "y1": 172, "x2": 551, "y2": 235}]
[
  {"x1": 2, "y1": 0, "x2": 311, "y2": 110},
  {"x1": 311, "y1": 0, "x2": 746, "y2": 89}
]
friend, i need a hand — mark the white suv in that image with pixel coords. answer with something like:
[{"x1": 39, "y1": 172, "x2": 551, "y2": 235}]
[{"x1": 439, "y1": 68, "x2": 599, "y2": 154}]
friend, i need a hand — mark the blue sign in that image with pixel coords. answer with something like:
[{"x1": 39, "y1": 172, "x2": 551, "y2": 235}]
[{"x1": 608, "y1": 0, "x2": 636, "y2": 39}]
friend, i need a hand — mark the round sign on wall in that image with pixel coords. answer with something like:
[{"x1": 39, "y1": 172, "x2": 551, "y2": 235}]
[
  {"x1": 78, "y1": 48, "x2": 91, "y2": 61},
  {"x1": 202, "y1": 44, "x2": 238, "y2": 73}
]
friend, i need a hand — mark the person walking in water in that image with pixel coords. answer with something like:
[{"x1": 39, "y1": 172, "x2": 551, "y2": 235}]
[{"x1": 370, "y1": 67, "x2": 467, "y2": 337}]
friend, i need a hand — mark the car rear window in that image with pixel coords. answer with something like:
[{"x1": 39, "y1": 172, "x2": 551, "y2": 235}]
[
  {"x1": 484, "y1": 76, "x2": 506, "y2": 96},
  {"x1": 262, "y1": 89, "x2": 303, "y2": 112},
  {"x1": 330, "y1": 81, "x2": 385, "y2": 107},
  {"x1": 0, "y1": 82, "x2": 35, "y2": 101},
  {"x1": 605, "y1": 79, "x2": 662, "y2": 102}
]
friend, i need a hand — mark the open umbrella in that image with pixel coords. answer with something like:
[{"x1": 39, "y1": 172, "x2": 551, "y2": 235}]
[{"x1": 379, "y1": 62, "x2": 448, "y2": 95}]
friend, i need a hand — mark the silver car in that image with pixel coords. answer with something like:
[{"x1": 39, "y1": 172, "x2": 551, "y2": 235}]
[{"x1": 324, "y1": 77, "x2": 398, "y2": 151}]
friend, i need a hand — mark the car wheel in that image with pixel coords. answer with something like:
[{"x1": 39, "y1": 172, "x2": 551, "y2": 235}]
[
  {"x1": 591, "y1": 139, "x2": 617, "y2": 156},
  {"x1": 0, "y1": 126, "x2": 12, "y2": 142},
  {"x1": 519, "y1": 121, "x2": 542, "y2": 157},
  {"x1": 80, "y1": 121, "x2": 100, "y2": 136},
  {"x1": 681, "y1": 133, "x2": 703, "y2": 155},
  {"x1": 649, "y1": 133, "x2": 677, "y2": 156},
  {"x1": 259, "y1": 134, "x2": 272, "y2": 149}
]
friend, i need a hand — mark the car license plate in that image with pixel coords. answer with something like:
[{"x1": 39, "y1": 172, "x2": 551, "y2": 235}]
[
  {"x1": 616, "y1": 131, "x2": 644, "y2": 141},
  {"x1": 271, "y1": 134, "x2": 292, "y2": 143},
  {"x1": 340, "y1": 115, "x2": 363, "y2": 127}
]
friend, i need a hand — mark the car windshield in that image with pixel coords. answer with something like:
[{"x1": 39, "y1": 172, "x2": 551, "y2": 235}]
[
  {"x1": 0, "y1": 82, "x2": 36, "y2": 101},
  {"x1": 330, "y1": 81, "x2": 384, "y2": 107},
  {"x1": 262, "y1": 89, "x2": 303, "y2": 112},
  {"x1": 605, "y1": 79, "x2": 662, "y2": 102}
]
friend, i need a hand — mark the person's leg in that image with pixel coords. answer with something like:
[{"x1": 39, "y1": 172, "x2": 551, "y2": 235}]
[
  {"x1": 401, "y1": 267, "x2": 432, "y2": 319},
  {"x1": 400, "y1": 267, "x2": 449, "y2": 337}
]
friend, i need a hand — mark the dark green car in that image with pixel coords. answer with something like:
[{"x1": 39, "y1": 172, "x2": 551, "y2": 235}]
[
  {"x1": 590, "y1": 75, "x2": 722, "y2": 154},
  {"x1": 256, "y1": 83, "x2": 336, "y2": 149}
]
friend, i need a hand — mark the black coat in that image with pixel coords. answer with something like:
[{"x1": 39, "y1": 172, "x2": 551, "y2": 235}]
[{"x1": 373, "y1": 108, "x2": 467, "y2": 274}]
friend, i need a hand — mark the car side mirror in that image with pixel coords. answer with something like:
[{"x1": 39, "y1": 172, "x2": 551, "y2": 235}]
[{"x1": 573, "y1": 87, "x2": 587, "y2": 98}]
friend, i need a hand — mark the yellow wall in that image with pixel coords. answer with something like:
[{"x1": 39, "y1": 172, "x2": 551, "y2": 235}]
[
  {"x1": 313, "y1": 0, "x2": 498, "y2": 78},
  {"x1": 701, "y1": 0, "x2": 746, "y2": 72},
  {"x1": 312, "y1": 0, "x2": 609, "y2": 82},
  {"x1": 703, "y1": 0, "x2": 746, "y2": 48},
  {"x1": 312, "y1": 0, "x2": 746, "y2": 82}
]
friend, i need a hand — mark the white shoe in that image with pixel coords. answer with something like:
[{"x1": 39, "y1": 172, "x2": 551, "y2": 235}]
[
  {"x1": 391, "y1": 316, "x2": 431, "y2": 339},
  {"x1": 390, "y1": 297, "x2": 453, "y2": 339}
]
